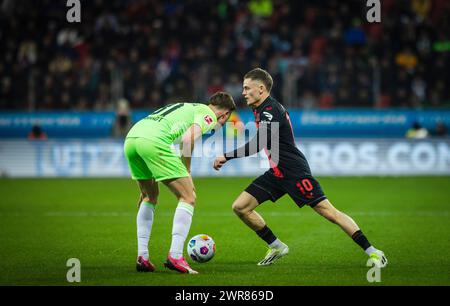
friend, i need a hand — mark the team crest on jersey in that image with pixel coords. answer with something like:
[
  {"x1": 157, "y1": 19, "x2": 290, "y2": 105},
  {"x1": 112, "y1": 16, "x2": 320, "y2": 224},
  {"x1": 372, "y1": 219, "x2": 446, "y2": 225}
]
[
  {"x1": 262, "y1": 111, "x2": 273, "y2": 121},
  {"x1": 204, "y1": 115, "x2": 213, "y2": 124}
]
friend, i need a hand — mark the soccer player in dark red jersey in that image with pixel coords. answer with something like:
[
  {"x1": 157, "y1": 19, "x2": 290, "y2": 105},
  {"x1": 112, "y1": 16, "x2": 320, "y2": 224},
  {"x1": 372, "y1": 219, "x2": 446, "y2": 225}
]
[{"x1": 213, "y1": 68, "x2": 387, "y2": 267}]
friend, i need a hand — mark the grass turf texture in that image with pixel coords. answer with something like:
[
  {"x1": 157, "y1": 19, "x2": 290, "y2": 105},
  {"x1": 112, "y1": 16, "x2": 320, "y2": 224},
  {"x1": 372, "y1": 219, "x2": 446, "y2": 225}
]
[{"x1": 0, "y1": 177, "x2": 449, "y2": 286}]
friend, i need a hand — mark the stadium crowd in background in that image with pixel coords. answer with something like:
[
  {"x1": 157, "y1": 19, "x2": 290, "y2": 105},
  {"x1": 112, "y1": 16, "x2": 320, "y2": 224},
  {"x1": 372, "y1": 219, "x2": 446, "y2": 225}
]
[{"x1": 1, "y1": 0, "x2": 450, "y2": 111}]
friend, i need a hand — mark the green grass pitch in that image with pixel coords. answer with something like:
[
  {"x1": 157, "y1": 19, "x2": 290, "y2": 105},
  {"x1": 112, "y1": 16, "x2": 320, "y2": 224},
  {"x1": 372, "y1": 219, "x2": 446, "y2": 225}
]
[{"x1": 0, "y1": 177, "x2": 449, "y2": 286}]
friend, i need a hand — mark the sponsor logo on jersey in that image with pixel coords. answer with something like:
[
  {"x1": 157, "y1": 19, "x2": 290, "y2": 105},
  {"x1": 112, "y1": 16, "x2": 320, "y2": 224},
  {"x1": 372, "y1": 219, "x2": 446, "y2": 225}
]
[
  {"x1": 262, "y1": 111, "x2": 273, "y2": 121},
  {"x1": 204, "y1": 115, "x2": 213, "y2": 124}
]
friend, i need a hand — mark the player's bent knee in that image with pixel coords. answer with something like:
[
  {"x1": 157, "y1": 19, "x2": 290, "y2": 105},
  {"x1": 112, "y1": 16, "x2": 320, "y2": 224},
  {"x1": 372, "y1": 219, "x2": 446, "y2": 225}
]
[
  {"x1": 232, "y1": 192, "x2": 258, "y2": 216},
  {"x1": 180, "y1": 198, "x2": 195, "y2": 206},
  {"x1": 231, "y1": 202, "x2": 241, "y2": 215},
  {"x1": 232, "y1": 201, "x2": 250, "y2": 216},
  {"x1": 179, "y1": 193, "x2": 196, "y2": 206}
]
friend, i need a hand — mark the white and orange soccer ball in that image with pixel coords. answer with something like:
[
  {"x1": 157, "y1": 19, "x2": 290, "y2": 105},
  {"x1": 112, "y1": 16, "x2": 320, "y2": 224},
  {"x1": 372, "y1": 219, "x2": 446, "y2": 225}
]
[{"x1": 187, "y1": 234, "x2": 216, "y2": 263}]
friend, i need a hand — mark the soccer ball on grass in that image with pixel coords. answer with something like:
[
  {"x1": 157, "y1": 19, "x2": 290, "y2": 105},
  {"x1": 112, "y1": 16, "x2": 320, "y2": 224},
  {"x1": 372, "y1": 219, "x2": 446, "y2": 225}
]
[{"x1": 187, "y1": 234, "x2": 216, "y2": 263}]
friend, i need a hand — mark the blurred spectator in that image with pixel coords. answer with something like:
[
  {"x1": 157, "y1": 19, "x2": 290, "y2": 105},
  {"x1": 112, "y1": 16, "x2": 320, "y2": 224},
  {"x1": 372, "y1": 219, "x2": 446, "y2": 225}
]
[
  {"x1": 344, "y1": 19, "x2": 366, "y2": 46},
  {"x1": 1, "y1": 1, "x2": 450, "y2": 110},
  {"x1": 318, "y1": 91, "x2": 335, "y2": 109},
  {"x1": 411, "y1": 76, "x2": 427, "y2": 107},
  {"x1": 412, "y1": 0, "x2": 431, "y2": 21},
  {"x1": 376, "y1": 93, "x2": 392, "y2": 108},
  {"x1": 299, "y1": 90, "x2": 317, "y2": 109},
  {"x1": 224, "y1": 74, "x2": 243, "y2": 105},
  {"x1": 28, "y1": 125, "x2": 48, "y2": 140},
  {"x1": 111, "y1": 98, "x2": 132, "y2": 138},
  {"x1": 248, "y1": 0, "x2": 273, "y2": 18},
  {"x1": 207, "y1": 76, "x2": 225, "y2": 97},
  {"x1": 406, "y1": 121, "x2": 429, "y2": 139},
  {"x1": 395, "y1": 48, "x2": 418, "y2": 72},
  {"x1": 433, "y1": 121, "x2": 447, "y2": 137}
]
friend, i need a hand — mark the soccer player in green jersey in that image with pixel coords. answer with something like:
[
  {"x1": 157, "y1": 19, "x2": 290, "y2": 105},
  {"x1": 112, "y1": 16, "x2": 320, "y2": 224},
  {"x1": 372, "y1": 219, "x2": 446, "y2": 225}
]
[{"x1": 124, "y1": 92, "x2": 236, "y2": 274}]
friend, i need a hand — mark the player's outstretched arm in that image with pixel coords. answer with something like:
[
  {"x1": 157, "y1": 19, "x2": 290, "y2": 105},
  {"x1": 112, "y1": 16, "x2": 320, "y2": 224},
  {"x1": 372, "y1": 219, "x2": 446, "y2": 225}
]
[
  {"x1": 213, "y1": 136, "x2": 259, "y2": 171},
  {"x1": 213, "y1": 125, "x2": 266, "y2": 171},
  {"x1": 214, "y1": 109, "x2": 276, "y2": 171},
  {"x1": 223, "y1": 122, "x2": 271, "y2": 160}
]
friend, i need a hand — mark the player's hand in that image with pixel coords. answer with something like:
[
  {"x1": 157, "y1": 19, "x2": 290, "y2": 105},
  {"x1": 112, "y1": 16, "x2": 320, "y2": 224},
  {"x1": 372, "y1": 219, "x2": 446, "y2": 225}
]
[{"x1": 213, "y1": 156, "x2": 227, "y2": 171}]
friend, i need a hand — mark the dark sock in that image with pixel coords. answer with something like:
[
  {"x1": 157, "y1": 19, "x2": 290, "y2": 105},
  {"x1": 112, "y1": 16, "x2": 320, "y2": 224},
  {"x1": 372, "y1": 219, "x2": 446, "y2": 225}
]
[
  {"x1": 351, "y1": 230, "x2": 371, "y2": 251},
  {"x1": 256, "y1": 225, "x2": 277, "y2": 245}
]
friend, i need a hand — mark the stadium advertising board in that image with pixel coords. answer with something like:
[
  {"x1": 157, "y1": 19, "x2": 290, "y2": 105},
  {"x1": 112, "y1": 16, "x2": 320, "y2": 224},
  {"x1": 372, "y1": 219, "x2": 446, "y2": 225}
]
[
  {"x1": 1, "y1": 110, "x2": 449, "y2": 138},
  {"x1": 0, "y1": 139, "x2": 448, "y2": 177}
]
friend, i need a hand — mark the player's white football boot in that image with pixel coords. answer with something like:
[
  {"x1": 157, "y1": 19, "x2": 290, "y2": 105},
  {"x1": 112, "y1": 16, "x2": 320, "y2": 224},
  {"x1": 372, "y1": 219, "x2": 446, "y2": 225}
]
[
  {"x1": 369, "y1": 250, "x2": 388, "y2": 268},
  {"x1": 257, "y1": 244, "x2": 289, "y2": 266}
]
